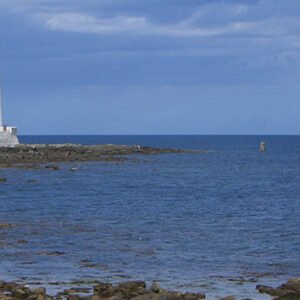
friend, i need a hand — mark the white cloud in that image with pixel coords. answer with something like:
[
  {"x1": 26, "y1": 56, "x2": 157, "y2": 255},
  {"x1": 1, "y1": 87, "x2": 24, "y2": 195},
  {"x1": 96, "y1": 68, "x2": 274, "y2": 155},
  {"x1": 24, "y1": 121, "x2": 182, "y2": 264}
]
[
  {"x1": 34, "y1": 10, "x2": 300, "y2": 39},
  {"x1": 41, "y1": 13, "x2": 148, "y2": 34},
  {"x1": 2, "y1": 0, "x2": 300, "y2": 39}
]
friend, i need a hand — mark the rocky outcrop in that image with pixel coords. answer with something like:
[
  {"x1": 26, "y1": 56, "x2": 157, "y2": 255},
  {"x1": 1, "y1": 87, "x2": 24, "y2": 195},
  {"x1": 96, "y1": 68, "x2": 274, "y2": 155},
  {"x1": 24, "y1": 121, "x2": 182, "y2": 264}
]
[
  {"x1": 92, "y1": 281, "x2": 205, "y2": 300},
  {"x1": 0, "y1": 144, "x2": 201, "y2": 168},
  {"x1": 0, "y1": 281, "x2": 205, "y2": 300},
  {"x1": 0, "y1": 281, "x2": 49, "y2": 300},
  {"x1": 257, "y1": 278, "x2": 300, "y2": 299}
]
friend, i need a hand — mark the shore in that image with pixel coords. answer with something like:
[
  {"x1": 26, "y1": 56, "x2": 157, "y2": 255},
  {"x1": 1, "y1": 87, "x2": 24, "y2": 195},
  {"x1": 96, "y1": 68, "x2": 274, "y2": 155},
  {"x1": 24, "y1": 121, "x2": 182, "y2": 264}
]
[
  {"x1": 0, "y1": 278, "x2": 299, "y2": 300},
  {"x1": 0, "y1": 144, "x2": 199, "y2": 169}
]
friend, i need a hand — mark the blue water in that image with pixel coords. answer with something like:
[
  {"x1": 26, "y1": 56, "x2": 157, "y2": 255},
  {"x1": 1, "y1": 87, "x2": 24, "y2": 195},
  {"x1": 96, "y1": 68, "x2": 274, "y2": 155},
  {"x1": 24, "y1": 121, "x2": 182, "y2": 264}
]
[{"x1": 0, "y1": 135, "x2": 300, "y2": 299}]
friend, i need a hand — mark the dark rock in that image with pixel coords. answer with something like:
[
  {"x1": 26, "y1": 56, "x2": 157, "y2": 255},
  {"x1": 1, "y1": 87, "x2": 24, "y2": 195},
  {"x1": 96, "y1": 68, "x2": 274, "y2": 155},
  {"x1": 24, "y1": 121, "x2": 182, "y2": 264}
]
[
  {"x1": 11, "y1": 287, "x2": 29, "y2": 298},
  {"x1": 0, "y1": 223, "x2": 16, "y2": 229},
  {"x1": 220, "y1": 297, "x2": 236, "y2": 300},
  {"x1": 278, "y1": 278, "x2": 300, "y2": 293},
  {"x1": 37, "y1": 251, "x2": 65, "y2": 256},
  {"x1": 0, "y1": 177, "x2": 6, "y2": 183},
  {"x1": 132, "y1": 291, "x2": 205, "y2": 300},
  {"x1": 27, "y1": 180, "x2": 39, "y2": 183},
  {"x1": 63, "y1": 288, "x2": 90, "y2": 295},
  {"x1": 17, "y1": 239, "x2": 29, "y2": 244},
  {"x1": 0, "y1": 281, "x2": 18, "y2": 291},
  {"x1": 118, "y1": 282, "x2": 146, "y2": 290},
  {"x1": 93, "y1": 282, "x2": 112, "y2": 295},
  {"x1": 44, "y1": 165, "x2": 60, "y2": 171},
  {"x1": 257, "y1": 278, "x2": 300, "y2": 299},
  {"x1": 115, "y1": 281, "x2": 147, "y2": 299},
  {"x1": 131, "y1": 294, "x2": 159, "y2": 300},
  {"x1": 256, "y1": 285, "x2": 278, "y2": 296}
]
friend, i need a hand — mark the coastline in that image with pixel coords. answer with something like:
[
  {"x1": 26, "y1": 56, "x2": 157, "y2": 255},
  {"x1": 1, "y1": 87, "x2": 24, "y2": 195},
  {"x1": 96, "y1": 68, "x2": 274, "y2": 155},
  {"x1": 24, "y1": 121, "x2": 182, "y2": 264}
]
[
  {"x1": 0, "y1": 144, "x2": 200, "y2": 169},
  {"x1": 0, "y1": 277, "x2": 298, "y2": 300}
]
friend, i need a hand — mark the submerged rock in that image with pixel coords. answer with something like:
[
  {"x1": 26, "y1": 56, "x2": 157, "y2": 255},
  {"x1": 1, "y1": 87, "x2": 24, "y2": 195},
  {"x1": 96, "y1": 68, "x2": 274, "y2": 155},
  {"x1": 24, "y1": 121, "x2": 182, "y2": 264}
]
[{"x1": 0, "y1": 223, "x2": 16, "y2": 229}]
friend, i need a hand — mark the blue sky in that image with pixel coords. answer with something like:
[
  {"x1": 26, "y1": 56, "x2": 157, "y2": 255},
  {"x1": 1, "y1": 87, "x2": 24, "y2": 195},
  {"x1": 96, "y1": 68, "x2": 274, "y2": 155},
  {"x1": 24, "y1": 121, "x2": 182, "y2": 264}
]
[{"x1": 0, "y1": 0, "x2": 300, "y2": 134}]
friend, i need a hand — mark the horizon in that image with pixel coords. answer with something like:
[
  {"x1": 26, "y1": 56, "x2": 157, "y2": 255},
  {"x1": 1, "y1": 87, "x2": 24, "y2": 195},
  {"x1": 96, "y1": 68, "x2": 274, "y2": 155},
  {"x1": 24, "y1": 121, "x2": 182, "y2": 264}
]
[
  {"x1": 18, "y1": 133, "x2": 300, "y2": 136},
  {"x1": 1, "y1": 0, "x2": 300, "y2": 135}
]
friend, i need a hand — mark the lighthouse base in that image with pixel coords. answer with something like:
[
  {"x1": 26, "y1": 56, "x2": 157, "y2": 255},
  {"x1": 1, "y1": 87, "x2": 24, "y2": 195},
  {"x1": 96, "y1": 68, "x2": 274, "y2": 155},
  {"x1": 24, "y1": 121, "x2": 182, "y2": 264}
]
[{"x1": 0, "y1": 126, "x2": 19, "y2": 147}]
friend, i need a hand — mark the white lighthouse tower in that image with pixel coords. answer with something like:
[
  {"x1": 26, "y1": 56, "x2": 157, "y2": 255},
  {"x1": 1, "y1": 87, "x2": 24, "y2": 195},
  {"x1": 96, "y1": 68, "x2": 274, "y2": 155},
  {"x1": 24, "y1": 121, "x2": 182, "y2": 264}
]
[{"x1": 0, "y1": 86, "x2": 19, "y2": 147}]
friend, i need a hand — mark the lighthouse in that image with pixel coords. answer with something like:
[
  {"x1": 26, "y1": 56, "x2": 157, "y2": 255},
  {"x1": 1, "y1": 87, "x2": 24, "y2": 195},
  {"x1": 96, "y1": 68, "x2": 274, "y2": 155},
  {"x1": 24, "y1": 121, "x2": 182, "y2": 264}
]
[{"x1": 0, "y1": 86, "x2": 19, "y2": 147}]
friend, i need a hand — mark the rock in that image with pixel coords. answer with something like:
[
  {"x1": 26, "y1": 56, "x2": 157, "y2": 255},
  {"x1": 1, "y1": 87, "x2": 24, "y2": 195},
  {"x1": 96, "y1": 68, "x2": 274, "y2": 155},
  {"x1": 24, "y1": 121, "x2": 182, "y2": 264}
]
[
  {"x1": 17, "y1": 239, "x2": 29, "y2": 244},
  {"x1": 37, "y1": 251, "x2": 65, "y2": 256},
  {"x1": 182, "y1": 292, "x2": 206, "y2": 300},
  {"x1": 27, "y1": 180, "x2": 39, "y2": 183},
  {"x1": 63, "y1": 288, "x2": 90, "y2": 295},
  {"x1": 132, "y1": 290, "x2": 205, "y2": 300},
  {"x1": 257, "y1": 278, "x2": 300, "y2": 299},
  {"x1": 0, "y1": 177, "x2": 6, "y2": 183},
  {"x1": 150, "y1": 283, "x2": 161, "y2": 293},
  {"x1": 11, "y1": 287, "x2": 29, "y2": 298},
  {"x1": 279, "y1": 278, "x2": 300, "y2": 292},
  {"x1": 37, "y1": 295, "x2": 46, "y2": 300},
  {"x1": 64, "y1": 295, "x2": 81, "y2": 300},
  {"x1": 0, "y1": 281, "x2": 18, "y2": 290},
  {"x1": 0, "y1": 296, "x2": 15, "y2": 300},
  {"x1": 115, "y1": 281, "x2": 147, "y2": 299},
  {"x1": 118, "y1": 282, "x2": 147, "y2": 290},
  {"x1": 44, "y1": 165, "x2": 60, "y2": 171},
  {"x1": 0, "y1": 223, "x2": 15, "y2": 229},
  {"x1": 256, "y1": 285, "x2": 278, "y2": 296},
  {"x1": 220, "y1": 297, "x2": 236, "y2": 300},
  {"x1": 131, "y1": 294, "x2": 159, "y2": 300},
  {"x1": 29, "y1": 287, "x2": 46, "y2": 295},
  {"x1": 93, "y1": 282, "x2": 112, "y2": 295},
  {"x1": 275, "y1": 294, "x2": 300, "y2": 300}
]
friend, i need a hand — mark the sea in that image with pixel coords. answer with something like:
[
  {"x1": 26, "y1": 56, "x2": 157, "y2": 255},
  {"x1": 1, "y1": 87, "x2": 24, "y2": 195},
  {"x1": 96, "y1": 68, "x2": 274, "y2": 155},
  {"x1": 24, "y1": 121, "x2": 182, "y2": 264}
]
[{"x1": 0, "y1": 135, "x2": 299, "y2": 300}]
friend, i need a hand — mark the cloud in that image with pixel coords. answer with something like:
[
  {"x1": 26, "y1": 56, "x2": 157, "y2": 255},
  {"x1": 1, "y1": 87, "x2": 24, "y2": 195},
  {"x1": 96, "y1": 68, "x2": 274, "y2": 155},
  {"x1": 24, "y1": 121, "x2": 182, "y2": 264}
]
[
  {"x1": 28, "y1": 0, "x2": 300, "y2": 39},
  {"x1": 2, "y1": 0, "x2": 300, "y2": 71},
  {"x1": 2, "y1": 0, "x2": 300, "y2": 39},
  {"x1": 33, "y1": 12, "x2": 284, "y2": 38},
  {"x1": 40, "y1": 13, "x2": 148, "y2": 34}
]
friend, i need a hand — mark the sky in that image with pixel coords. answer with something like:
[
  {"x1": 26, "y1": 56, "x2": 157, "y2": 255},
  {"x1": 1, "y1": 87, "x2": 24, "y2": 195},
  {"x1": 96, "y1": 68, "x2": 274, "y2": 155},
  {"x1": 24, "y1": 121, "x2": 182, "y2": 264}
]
[{"x1": 0, "y1": 0, "x2": 300, "y2": 134}]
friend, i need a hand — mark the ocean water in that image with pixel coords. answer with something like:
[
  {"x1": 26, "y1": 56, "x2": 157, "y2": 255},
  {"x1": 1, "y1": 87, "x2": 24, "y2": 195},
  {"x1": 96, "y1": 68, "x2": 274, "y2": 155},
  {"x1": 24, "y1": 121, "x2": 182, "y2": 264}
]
[{"x1": 0, "y1": 135, "x2": 300, "y2": 299}]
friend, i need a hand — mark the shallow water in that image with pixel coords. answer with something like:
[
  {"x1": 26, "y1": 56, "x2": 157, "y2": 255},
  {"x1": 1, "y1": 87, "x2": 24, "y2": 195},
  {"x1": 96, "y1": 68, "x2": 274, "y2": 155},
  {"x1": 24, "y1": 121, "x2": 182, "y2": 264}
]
[{"x1": 0, "y1": 135, "x2": 300, "y2": 299}]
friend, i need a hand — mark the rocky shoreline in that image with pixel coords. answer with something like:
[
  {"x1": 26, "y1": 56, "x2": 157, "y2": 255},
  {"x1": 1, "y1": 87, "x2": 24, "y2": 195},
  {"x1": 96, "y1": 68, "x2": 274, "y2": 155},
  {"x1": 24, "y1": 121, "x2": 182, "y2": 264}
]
[
  {"x1": 0, "y1": 144, "x2": 199, "y2": 169},
  {"x1": 0, "y1": 278, "x2": 299, "y2": 300}
]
